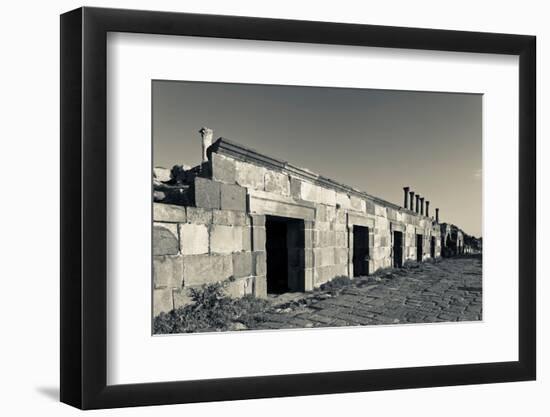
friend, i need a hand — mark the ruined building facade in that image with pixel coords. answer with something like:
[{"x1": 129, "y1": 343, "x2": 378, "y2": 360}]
[{"x1": 152, "y1": 131, "x2": 480, "y2": 315}]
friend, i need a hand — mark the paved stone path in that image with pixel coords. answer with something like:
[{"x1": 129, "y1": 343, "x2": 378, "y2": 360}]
[{"x1": 245, "y1": 256, "x2": 482, "y2": 330}]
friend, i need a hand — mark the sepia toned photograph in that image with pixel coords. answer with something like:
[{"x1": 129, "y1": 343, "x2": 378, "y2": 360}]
[{"x1": 152, "y1": 80, "x2": 483, "y2": 334}]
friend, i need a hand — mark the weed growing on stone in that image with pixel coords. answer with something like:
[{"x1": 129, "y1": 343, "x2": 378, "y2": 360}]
[{"x1": 153, "y1": 282, "x2": 270, "y2": 334}]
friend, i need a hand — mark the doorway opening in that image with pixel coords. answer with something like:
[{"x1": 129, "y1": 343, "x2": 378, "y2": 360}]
[
  {"x1": 393, "y1": 231, "x2": 403, "y2": 268},
  {"x1": 416, "y1": 234, "x2": 423, "y2": 262},
  {"x1": 265, "y1": 216, "x2": 305, "y2": 294},
  {"x1": 353, "y1": 226, "x2": 369, "y2": 277},
  {"x1": 430, "y1": 236, "x2": 436, "y2": 258}
]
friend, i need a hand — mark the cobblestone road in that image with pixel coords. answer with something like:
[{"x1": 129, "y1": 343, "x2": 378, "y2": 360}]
[{"x1": 247, "y1": 256, "x2": 482, "y2": 330}]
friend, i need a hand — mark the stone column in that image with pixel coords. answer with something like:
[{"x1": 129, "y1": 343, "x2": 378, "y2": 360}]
[
  {"x1": 425, "y1": 201, "x2": 430, "y2": 217},
  {"x1": 403, "y1": 186, "x2": 410, "y2": 209},
  {"x1": 420, "y1": 197, "x2": 425, "y2": 215},
  {"x1": 199, "y1": 127, "x2": 214, "y2": 162},
  {"x1": 409, "y1": 191, "x2": 414, "y2": 211},
  {"x1": 415, "y1": 194, "x2": 420, "y2": 214},
  {"x1": 435, "y1": 208, "x2": 440, "y2": 223}
]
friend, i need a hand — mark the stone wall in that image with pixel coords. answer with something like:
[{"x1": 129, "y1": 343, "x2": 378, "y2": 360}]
[
  {"x1": 153, "y1": 202, "x2": 266, "y2": 316},
  {"x1": 153, "y1": 138, "x2": 447, "y2": 315}
]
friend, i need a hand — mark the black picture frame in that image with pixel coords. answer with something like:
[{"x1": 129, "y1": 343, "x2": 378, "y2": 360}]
[{"x1": 60, "y1": 6, "x2": 536, "y2": 410}]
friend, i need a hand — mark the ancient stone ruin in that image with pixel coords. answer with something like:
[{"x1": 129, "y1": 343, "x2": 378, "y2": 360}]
[{"x1": 152, "y1": 128, "x2": 481, "y2": 315}]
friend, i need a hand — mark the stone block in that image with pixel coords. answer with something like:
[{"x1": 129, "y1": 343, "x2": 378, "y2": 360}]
[
  {"x1": 153, "y1": 255, "x2": 184, "y2": 289},
  {"x1": 153, "y1": 288, "x2": 173, "y2": 316},
  {"x1": 374, "y1": 204, "x2": 387, "y2": 217},
  {"x1": 186, "y1": 206, "x2": 213, "y2": 224},
  {"x1": 290, "y1": 177, "x2": 302, "y2": 199},
  {"x1": 300, "y1": 181, "x2": 320, "y2": 203},
  {"x1": 334, "y1": 247, "x2": 349, "y2": 265},
  {"x1": 153, "y1": 203, "x2": 187, "y2": 223},
  {"x1": 315, "y1": 205, "x2": 327, "y2": 222},
  {"x1": 172, "y1": 288, "x2": 193, "y2": 308},
  {"x1": 242, "y1": 227, "x2": 252, "y2": 251},
  {"x1": 350, "y1": 195, "x2": 366, "y2": 212},
  {"x1": 179, "y1": 223, "x2": 209, "y2": 255},
  {"x1": 253, "y1": 251, "x2": 267, "y2": 275},
  {"x1": 194, "y1": 177, "x2": 220, "y2": 209},
  {"x1": 220, "y1": 183, "x2": 246, "y2": 211},
  {"x1": 252, "y1": 226, "x2": 266, "y2": 252},
  {"x1": 153, "y1": 223, "x2": 179, "y2": 256},
  {"x1": 235, "y1": 160, "x2": 265, "y2": 190},
  {"x1": 211, "y1": 153, "x2": 236, "y2": 184},
  {"x1": 210, "y1": 224, "x2": 244, "y2": 254},
  {"x1": 153, "y1": 167, "x2": 171, "y2": 182},
  {"x1": 314, "y1": 265, "x2": 335, "y2": 286},
  {"x1": 313, "y1": 247, "x2": 335, "y2": 267},
  {"x1": 264, "y1": 170, "x2": 290, "y2": 195},
  {"x1": 225, "y1": 278, "x2": 247, "y2": 298},
  {"x1": 254, "y1": 275, "x2": 267, "y2": 298},
  {"x1": 319, "y1": 187, "x2": 337, "y2": 206},
  {"x1": 300, "y1": 249, "x2": 314, "y2": 269},
  {"x1": 304, "y1": 268, "x2": 314, "y2": 291},
  {"x1": 335, "y1": 231, "x2": 347, "y2": 247},
  {"x1": 304, "y1": 229, "x2": 313, "y2": 248},
  {"x1": 232, "y1": 252, "x2": 254, "y2": 278},
  {"x1": 365, "y1": 199, "x2": 376, "y2": 215},
  {"x1": 251, "y1": 214, "x2": 265, "y2": 227},
  {"x1": 336, "y1": 192, "x2": 352, "y2": 210},
  {"x1": 213, "y1": 209, "x2": 247, "y2": 226},
  {"x1": 182, "y1": 254, "x2": 233, "y2": 286}
]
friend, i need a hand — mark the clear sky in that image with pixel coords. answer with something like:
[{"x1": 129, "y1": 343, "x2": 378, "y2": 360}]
[{"x1": 153, "y1": 80, "x2": 482, "y2": 237}]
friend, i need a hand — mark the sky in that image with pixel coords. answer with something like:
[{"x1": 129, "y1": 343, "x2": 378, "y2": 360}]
[{"x1": 153, "y1": 80, "x2": 482, "y2": 237}]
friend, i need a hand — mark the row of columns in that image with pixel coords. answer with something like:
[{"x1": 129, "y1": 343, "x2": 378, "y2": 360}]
[{"x1": 403, "y1": 186, "x2": 439, "y2": 222}]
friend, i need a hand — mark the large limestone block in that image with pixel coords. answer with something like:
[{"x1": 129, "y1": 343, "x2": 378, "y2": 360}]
[
  {"x1": 314, "y1": 265, "x2": 335, "y2": 286},
  {"x1": 319, "y1": 187, "x2": 337, "y2": 206},
  {"x1": 153, "y1": 167, "x2": 171, "y2": 183},
  {"x1": 290, "y1": 177, "x2": 302, "y2": 199},
  {"x1": 350, "y1": 195, "x2": 366, "y2": 212},
  {"x1": 313, "y1": 247, "x2": 335, "y2": 267},
  {"x1": 153, "y1": 223, "x2": 179, "y2": 256},
  {"x1": 153, "y1": 288, "x2": 174, "y2": 316},
  {"x1": 336, "y1": 192, "x2": 352, "y2": 210},
  {"x1": 182, "y1": 254, "x2": 233, "y2": 286},
  {"x1": 213, "y1": 210, "x2": 247, "y2": 226},
  {"x1": 186, "y1": 206, "x2": 213, "y2": 224},
  {"x1": 210, "y1": 224, "x2": 244, "y2": 254},
  {"x1": 304, "y1": 268, "x2": 314, "y2": 291},
  {"x1": 300, "y1": 181, "x2": 320, "y2": 203},
  {"x1": 179, "y1": 223, "x2": 209, "y2": 255},
  {"x1": 253, "y1": 251, "x2": 267, "y2": 275},
  {"x1": 153, "y1": 255, "x2": 184, "y2": 289},
  {"x1": 211, "y1": 153, "x2": 236, "y2": 184},
  {"x1": 242, "y1": 227, "x2": 252, "y2": 251},
  {"x1": 172, "y1": 288, "x2": 193, "y2": 309},
  {"x1": 235, "y1": 161, "x2": 265, "y2": 190},
  {"x1": 334, "y1": 247, "x2": 349, "y2": 265},
  {"x1": 232, "y1": 252, "x2": 254, "y2": 278},
  {"x1": 335, "y1": 231, "x2": 347, "y2": 247},
  {"x1": 153, "y1": 203, "x2": 187, "y2": 223},
  {"x1": 254, "y1": 275, "x2": 267, "y2": 298},
  {"x1": 264, "y1": 170, "x2": 290, "y2": 196},
  {"x1": 194, "y1": 177, "x2": 220, "y2": 209},
  {"x1": 374, "y1": 204, "x2": 387, "y2": 217},
  {"x1": 252, "y1": 226, "x2": 266, "y2": 252},
  {"x1": 220, "y1": 183, "x2": 246, "y2": 211},
  {"x1": 365, "y1": 199, "x2": 376, "y2": 215}
]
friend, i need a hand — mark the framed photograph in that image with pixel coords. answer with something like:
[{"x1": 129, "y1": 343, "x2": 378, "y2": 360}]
[{"x1": 60, "y1": 6, "x2": 536, "y2": 409}]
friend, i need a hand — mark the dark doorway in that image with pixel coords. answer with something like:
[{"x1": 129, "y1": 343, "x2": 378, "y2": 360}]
[
  {"x1": 430, "y1": 236, "x2": 436, "y2": 258},
  {"x1": 265, "y1": 216, "x2": 305, "y2": 294},
  {"x1": 393, "y1": 231, "x2": 403, "y2": 268},
  {"x1": 353, "y1": 226, "x2": 369, "y2": 277},
  {"x1": 416, "y1": 234, "x2": 423, "y2": 262}
]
